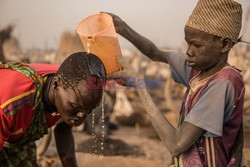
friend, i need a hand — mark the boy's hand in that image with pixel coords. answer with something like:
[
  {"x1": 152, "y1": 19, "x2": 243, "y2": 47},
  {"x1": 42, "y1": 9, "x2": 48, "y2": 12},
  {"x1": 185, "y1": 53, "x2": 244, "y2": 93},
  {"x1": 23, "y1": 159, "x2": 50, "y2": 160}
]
[
  {"x1": 108, "y1": 56, "x2": 138, "y2": 87},
  {"x1": 100, "y1": 12, "x2": 125, "y2": 35}
]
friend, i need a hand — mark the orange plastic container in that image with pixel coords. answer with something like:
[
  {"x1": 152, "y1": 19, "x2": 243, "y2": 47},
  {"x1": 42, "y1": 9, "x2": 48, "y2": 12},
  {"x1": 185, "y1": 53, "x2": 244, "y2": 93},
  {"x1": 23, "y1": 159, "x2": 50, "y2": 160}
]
[{"x1": 76, "y1": 13, "x2": 122, "y2": 74}]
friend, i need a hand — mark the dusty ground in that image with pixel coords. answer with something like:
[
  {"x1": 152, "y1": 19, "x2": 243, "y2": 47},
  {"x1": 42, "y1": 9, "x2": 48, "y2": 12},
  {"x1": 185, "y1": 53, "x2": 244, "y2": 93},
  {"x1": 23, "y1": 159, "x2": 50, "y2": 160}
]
[
  {"x1": 39, "y1": 125, "x2": 171, "y2": 167},
  {"x1": 244, "y1": 132, "x2": 250, "y2": 166},
  {"x1": 39, "y1": 124, "x2": 250, "y2": 167}
]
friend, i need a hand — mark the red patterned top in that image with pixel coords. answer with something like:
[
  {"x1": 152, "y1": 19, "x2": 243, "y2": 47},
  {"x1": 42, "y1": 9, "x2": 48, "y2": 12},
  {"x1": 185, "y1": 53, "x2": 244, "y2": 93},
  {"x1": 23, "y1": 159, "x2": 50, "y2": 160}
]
[{"x1": 0, "y1": 63, "x2": 61, "y2": 151}]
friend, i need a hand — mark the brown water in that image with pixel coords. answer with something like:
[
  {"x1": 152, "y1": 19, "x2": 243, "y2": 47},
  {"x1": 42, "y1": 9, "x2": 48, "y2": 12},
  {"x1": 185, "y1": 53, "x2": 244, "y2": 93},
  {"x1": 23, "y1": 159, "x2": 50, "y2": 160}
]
[{"x1": 87, "y1": 36, "x2": 92, "y2": 54}]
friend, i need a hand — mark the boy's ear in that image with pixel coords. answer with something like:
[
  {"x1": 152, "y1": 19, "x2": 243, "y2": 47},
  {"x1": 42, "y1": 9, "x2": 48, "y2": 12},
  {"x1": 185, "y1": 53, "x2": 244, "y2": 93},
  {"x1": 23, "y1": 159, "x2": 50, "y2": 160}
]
[
  {"x1": 220, "y1": 38, "x2": 234, "y2": 53},
  {"x1": 52, "y1": 75, "x2": 62, "y2": 90}
]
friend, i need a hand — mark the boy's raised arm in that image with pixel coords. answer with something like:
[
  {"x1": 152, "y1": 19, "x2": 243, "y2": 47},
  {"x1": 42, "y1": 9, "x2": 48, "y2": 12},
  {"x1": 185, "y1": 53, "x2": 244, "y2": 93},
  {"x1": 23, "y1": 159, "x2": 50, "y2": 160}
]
[{"x1": 104, "y1": 12, "x2": 169, "y2": 63}]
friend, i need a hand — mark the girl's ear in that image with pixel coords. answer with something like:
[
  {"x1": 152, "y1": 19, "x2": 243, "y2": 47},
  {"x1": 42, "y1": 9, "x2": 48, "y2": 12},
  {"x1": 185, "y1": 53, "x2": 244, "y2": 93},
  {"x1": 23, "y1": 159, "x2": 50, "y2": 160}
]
[{"x1": 221, "y1": 38, "x2": 234, "y2": 53}]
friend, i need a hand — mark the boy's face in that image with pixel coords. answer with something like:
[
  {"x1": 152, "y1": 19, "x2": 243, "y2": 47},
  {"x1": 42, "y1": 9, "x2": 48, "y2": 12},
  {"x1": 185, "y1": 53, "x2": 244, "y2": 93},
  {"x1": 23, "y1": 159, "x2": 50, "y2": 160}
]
[
  {"x1": 54, "y1": 79, "x2": 102, "y2": 126},
  {"x1": 184, "y1": 26, "x2": 223, "y2": 71}
]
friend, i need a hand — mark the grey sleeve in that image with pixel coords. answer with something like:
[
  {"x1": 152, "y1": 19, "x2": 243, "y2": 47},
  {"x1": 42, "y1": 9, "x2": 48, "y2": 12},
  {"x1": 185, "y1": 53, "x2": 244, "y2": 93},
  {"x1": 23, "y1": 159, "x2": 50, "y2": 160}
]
[
  {"x1": 184, "y1": 79, "x2": 235, "y2": 137},
  {"x1": 165, "y1": 52, "x2": 191, "y2": 87}
]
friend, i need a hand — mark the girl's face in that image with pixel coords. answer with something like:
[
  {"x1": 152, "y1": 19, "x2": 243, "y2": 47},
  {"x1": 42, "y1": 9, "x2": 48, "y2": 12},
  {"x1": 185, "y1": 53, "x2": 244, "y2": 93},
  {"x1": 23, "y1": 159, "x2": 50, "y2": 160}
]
[
  {"x1": 54, "y1": 79, "x2": 102, "y2": 126},
  {"x1": 184, "y1": 26, "x2": 224, "y2": 72}
]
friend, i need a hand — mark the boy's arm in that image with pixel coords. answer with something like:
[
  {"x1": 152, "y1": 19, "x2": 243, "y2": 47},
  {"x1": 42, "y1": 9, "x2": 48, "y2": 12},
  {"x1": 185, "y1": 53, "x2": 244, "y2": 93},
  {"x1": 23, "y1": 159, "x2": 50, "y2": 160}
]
[
  {"x1": 54, "y1": 121, "x2": 77, "y2": 167},
  {"x1": 105, "y1": 12, "x2": 169, "y2": 63},
  {"x1": 137, "y1": 87, "x2": 205, "y2": 157},
  {"x1": 112, "y1": 56, "x2": 205, "y2": 157}
]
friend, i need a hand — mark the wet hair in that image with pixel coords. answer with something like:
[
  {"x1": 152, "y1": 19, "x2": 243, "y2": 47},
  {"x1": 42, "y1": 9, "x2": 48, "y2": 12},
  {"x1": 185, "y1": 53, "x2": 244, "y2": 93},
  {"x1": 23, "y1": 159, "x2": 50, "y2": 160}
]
[
  {"x1": 56, "y1": 52, "x2": 106, "y2": 108},
  {"x1": 57, "y1": 52, "x2": 106, "y2": 88}
]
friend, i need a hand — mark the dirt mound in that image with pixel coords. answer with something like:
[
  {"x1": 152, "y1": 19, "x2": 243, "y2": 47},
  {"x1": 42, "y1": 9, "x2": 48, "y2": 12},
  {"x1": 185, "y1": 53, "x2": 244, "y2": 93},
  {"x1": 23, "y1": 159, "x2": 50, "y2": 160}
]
[{"x1": 76, "y1": 137, "x2": 145, "y2": 157}]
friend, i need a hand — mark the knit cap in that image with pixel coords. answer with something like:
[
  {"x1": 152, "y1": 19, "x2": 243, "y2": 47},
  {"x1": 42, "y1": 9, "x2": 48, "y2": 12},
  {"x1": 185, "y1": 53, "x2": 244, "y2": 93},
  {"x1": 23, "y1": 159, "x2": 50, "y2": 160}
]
[{"x1": 186, "y1": 0, "x2": 242, "y2": 42}]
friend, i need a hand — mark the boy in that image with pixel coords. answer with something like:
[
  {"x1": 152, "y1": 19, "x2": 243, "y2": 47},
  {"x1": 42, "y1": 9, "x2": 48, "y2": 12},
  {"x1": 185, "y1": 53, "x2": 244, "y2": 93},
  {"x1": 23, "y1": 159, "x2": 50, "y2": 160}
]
[
  {"x1": 108, "y1": 0, "x2": 245, "y2": 166},
  {"x1": 0, "y1": 52, "x2": 106, "y2": 167}
]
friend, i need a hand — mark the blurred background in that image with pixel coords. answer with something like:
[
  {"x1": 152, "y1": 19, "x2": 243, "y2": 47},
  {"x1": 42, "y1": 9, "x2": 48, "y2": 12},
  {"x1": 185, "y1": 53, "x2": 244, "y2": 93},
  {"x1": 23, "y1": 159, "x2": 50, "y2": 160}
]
[
  {"x1": 1, "y1": 0, "x2": 250, "y2": 166},
  {"x1": 0, "y1": 0, "x2": 249, "y2": 50}
]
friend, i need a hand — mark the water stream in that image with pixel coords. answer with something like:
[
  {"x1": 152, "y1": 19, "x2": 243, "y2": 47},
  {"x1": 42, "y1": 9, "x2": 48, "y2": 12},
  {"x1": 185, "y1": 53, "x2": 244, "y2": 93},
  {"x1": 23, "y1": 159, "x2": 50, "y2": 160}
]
[{"x1": 88, "y1": 38, "x2": 106, "y2": 159}]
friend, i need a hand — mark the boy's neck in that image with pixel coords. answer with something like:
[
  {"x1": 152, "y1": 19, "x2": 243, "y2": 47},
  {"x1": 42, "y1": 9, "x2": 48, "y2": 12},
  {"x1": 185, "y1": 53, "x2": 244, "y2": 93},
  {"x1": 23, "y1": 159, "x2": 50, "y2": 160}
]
[
  {"x1": 43, "y1": 75, "x2": 57, "y2": 113},
  {"x1": 199, "y1": 59, "x2": 229, "y2": 81}
]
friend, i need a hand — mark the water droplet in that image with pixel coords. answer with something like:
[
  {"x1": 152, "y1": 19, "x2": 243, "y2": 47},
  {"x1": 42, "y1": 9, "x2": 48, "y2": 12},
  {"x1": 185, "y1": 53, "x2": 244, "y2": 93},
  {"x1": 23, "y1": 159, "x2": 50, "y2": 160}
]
[
  {"x1": 87, "y1": 36, "x2": 92, "y2": 54},
  {"x1": 101, "y1": 90, "x2": 105, "y2": 155}
]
